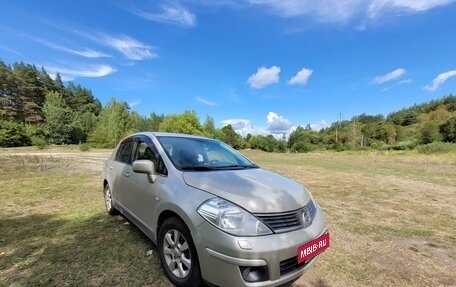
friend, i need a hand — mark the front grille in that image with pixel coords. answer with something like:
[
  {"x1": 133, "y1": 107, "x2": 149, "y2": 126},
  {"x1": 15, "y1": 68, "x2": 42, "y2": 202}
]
[
  {"x1": 255, "y1": 200, "x2": 316, "y2": 233},
  {"x1": 280, "y1": 255, "x2": 314, "y2": 276},
  {"x1": 256, "y1": 210, "x2": 301, "y2": 231}
]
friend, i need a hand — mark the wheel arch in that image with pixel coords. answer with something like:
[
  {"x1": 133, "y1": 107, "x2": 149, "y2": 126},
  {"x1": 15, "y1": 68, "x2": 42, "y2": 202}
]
[
  {"x1": 157, "y1": 209, "x2": 191, "y2": 237},
  {"x1": 155, "y1": 202, "x2": 205, "y2": 243}
]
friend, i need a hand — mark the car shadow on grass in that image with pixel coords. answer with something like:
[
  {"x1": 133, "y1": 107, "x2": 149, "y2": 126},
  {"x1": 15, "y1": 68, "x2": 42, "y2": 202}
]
[
  {"x1": 1, "y1": 212, "x2": 326, "y2": 287},
  {"x1": 0, "y1": 212, "x2": 171, "y2": 286}
]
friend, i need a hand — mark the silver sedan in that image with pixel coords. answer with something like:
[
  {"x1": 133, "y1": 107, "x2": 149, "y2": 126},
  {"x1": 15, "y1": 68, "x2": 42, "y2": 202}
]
[{"x1": 103, "y1": 132, "x2": 329, "y2": 287}]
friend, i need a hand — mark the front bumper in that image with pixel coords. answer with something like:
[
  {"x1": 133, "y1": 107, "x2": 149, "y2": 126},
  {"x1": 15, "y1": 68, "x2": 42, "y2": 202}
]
[{"x1": 192, "y1": 205, "x2": 327, "y2": 287}]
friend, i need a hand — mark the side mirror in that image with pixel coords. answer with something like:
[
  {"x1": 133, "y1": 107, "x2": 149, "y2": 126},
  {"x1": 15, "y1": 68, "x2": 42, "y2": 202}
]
[{"x1": 132, "y1": 160, "x2": 157, "y2": 183}]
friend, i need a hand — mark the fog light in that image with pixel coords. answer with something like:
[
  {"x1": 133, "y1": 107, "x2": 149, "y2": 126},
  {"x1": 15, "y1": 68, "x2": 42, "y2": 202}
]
[{"x1": 239, "y1": 265, "x2": 269, "y2": 282}]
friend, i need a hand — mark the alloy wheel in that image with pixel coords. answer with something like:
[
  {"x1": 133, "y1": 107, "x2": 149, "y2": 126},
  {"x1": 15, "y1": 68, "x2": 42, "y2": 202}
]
[{"x1": 162, "y1": 229, "x2": 192, "y2": 278}]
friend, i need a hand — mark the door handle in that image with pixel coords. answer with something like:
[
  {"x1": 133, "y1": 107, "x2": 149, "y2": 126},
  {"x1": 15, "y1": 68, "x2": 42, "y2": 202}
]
[
  {"x1": 125, "y1": 172, "x2": 130, "y2": 177},
  {"x1": 109, "y1": 166, "x2": 113, "y2": 170}
]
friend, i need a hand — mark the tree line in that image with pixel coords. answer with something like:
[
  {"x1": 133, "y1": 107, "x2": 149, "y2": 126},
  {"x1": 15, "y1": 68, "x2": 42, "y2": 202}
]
[
  {"x1": 1, "y1": 60, "x2": 455, "y2": 152},
  {"x1": 284, "y1": 95, "x2": 456, "y2": 153}
]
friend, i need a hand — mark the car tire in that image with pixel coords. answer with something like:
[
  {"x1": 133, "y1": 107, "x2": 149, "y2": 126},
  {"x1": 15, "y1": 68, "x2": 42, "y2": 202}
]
[
  {"x1": 103, "y1": 184, "x2": 117, "y2": 215},
  {"x1": 158, "y1": 217, "x2": 203, "y2": 287}
]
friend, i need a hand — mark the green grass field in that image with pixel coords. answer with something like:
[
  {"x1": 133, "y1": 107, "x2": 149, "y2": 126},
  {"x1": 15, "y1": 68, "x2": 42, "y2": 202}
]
[{"x1": 0, "y1": 148, "x2": 455, "y2": 287}]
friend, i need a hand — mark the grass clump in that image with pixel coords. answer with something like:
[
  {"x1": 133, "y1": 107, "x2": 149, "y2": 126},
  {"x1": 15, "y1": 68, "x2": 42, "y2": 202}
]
[
  {"x1": 416, "y1": 142, "x2": 456, "y2": 154},
  {"x1": 79, "y1": 142, "x2": 91, "y2": 151},
  {"x1": 31, "y1": 136, "x2": 48, "y2": 149},
  {"x1": 381, "y1": 141, "x2": 417, "y2": 151}
]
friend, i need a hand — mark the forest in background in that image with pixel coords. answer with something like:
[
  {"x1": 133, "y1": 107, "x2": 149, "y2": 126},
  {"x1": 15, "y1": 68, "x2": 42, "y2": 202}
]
[{"x1": 1, "y1": 60, "x2": 456, "y2": 153}]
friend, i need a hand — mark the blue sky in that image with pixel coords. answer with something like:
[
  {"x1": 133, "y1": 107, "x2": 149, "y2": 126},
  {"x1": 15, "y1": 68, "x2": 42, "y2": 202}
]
[{"x1": 1, "y1": 0, "x2": 456, "y2": 136}]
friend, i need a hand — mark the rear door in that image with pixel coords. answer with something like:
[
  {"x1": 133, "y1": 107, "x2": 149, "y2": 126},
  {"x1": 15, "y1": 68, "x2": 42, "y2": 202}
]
[{"x1": 110, "y1": 138, "x2": 135, "y2": 211}]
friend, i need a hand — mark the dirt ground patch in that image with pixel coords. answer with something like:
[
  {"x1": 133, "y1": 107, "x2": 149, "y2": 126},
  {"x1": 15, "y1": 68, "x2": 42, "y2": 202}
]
[{"x1": 0, "y1": 150, "x2": 111, "y2": 172}]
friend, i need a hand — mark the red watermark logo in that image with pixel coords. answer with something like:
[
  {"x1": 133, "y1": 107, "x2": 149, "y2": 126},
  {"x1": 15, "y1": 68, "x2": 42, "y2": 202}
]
[{"x1": 297, "y1": 233, "x2": 330, "y2": 264}]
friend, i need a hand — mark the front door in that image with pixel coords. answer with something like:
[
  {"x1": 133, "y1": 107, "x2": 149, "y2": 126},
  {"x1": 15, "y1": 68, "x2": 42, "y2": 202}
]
[{"x1": 121, "y1": 137, "x2": 167, "y2": 234}]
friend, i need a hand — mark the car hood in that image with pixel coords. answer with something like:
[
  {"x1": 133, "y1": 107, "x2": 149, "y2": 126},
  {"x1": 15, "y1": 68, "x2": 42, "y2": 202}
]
[{"x1": 182, "y1": 168, "x2": 310, "y2": 213}]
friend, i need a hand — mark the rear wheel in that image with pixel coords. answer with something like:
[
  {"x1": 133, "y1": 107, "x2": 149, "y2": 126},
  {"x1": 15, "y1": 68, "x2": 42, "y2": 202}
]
[
  {"x1": 158, "y1": 217, "x2": 202, "y2": 287},
  {"x1": 103, "y1": 184, "x2": 117, "y2": 215}
]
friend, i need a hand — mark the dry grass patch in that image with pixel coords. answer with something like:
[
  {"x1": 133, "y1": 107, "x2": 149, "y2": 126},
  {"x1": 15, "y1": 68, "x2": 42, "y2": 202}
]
[
  {"x1": 243, "y1": 150, "x2": 456, "y2": 287},
  {"x1": 0, "y1": 153, "x2": 170, "y2": 287},
  {"x1": 1, "y1": 148, "x2": 455, "y2": 287}
]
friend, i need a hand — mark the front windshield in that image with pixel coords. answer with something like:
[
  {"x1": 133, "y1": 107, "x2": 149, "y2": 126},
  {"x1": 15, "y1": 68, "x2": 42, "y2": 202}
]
[{"x1": 156, "y1": 136, "x2": 258, "y2": 171}]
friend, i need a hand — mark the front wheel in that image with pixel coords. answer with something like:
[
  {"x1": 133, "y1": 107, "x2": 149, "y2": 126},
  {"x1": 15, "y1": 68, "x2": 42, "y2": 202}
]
[{"x1": 158, "y1": 217, "x2": 203, "y2": 287}]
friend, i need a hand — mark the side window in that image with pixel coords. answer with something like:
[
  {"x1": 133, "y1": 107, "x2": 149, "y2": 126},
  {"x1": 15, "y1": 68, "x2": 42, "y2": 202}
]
[
  {"x1": 156, "y1": 157, "x2": 168, "y2": 176},
  {"x1": 133, "y1": 139, "x2": 168, "y2": 176},
  {"x1": 115, "y1": 140, "x2": 135, "y2": 164},
  {"x1": 134, "y1": 141, "x2": 155, "y2": 161}
]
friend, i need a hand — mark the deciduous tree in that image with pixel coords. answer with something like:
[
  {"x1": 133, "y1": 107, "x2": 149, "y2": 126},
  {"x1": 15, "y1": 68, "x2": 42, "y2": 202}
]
[{"x1": 42, "y1": 92, "x2": 73, "y2": 144}]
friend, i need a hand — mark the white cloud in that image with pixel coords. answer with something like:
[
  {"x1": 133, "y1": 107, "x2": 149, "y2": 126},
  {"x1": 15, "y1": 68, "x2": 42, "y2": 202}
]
[
  {"x1": 373, "y1": 68, "x2": 406, "y2": 84},
  {"x1": 31, "y1": 37, "x2": 110, "y2": 58},
  {"x1": 424, "y1": 70, "x2": 456, "y2": 92},
  {"x1": 101, "y1": 34, "x2": 156, "y2": 60},
  {"x1": 247, "y1": 0, "x2": 455, "y2": 23},
  {"x1": 398, "y1": 78, "x2": 412, "y2": 84},
  {"x1": 221, "y1": 119, "x2": 257, "y2": 137},
  {"x1": 44, "y1": 64, "x2": 116, "y2": 81},
  {"x1": 222, "y1": 112, "x2": 299, "y2": 137},
  {"x1": 288, "y1": 67, "x2": 313, "y2": 85},
  {"x1": 0, "y1": 44, "x2": 23, "y2": 56},
  {"x1": 248, "y1": 0, "x2": 365, "y2": 22},
  {"x1": 67, "y1": 48, "x2": 110, "y2": 58},
  {"x1": 9, "y1": 29, "x2": 112, "y2": 59},
  {"x1": 380, "y1": 86, "x2": 391, "y2": 93},
  {"x1": 70, "y1": 29, "x2": 156, "y2": 61},
  {"x1": 128, "y1": 3, "x2": 196, "y2": 27},
  {"x1": 48, "y1": 44, "x2": 109, "y2": 58},
  {"x1": 310, "y1": 119, "x2": 330, "y2": 131},
  {"x1": 368, "y1": 0, "x2": 456, "y2": 18},
  {"x1": 196, "y1": 96, "x2": 216, "y2": 106},
  {"x1": 128, "y1": 99, "x2": 141, "y2": 107},
  {"x1": 247, "y1": 66, "x2": 281, "y2": 89},
  {"x1": 266, "y1": 112, "x2": 295, "y2": 134}
]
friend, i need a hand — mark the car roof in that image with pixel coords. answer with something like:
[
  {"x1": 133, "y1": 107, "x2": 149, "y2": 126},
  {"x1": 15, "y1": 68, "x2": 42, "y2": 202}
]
[{"x1": 132, "y1": 132, "x2": 211, "y2": 140}]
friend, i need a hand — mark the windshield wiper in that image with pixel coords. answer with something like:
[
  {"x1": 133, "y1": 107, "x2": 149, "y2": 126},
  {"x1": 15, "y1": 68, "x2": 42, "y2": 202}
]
[
  {"x1": 213, "y1": 164, "x2": 258, "y2": 170},
  {"x1": 181, "y1": 164, "x2": 259, "y2": 171},
  {"x1": 180, "y1": 165, "x2": 214, "y2": 171}
]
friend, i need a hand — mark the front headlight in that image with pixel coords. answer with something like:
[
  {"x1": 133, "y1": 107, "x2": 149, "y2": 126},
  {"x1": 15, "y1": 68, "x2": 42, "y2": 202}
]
[{"x1": 197, "y1": 198, "x2": 272, "y2": 236}]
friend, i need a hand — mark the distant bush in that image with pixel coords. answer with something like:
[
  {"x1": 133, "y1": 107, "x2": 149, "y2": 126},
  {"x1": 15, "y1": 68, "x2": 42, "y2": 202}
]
[
  {"x1": 416, "y1": 142, "x2": 456, "y2": 154},
  {"x1": 381, "y1": 141, "x2": 417, "y2": 151},
  {"x1": 439, "y1": 116, "x2": 456, "y2": 142},
  {"x1": 420, "y1": 121, "x2": 442, "y2": 144},
  {"x1": 31, "y1": 136, "x2": 48, "y2": 149},
  {"x1": 331, "y1": 142, "x2": 347, "y2": 152},
  {"x1": 369, "y1": 140, "x2": 386, "y2": 150},
  {"x1": 24, "y1": 124, "x2": 45, "y2": 139},
  {"x1": 79, "y1": 143, "x2": 91, "y2": 151},
  {"x1": 0, "y1": 121, "x2": 31, "y2": 147},
  {"x1": 291, "y1": 141, "x2": 314, "y2": 153}
]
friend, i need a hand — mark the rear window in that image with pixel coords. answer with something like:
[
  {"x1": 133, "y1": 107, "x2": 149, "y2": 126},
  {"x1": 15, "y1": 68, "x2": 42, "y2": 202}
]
[{"x1": 115, "y1": 140, "x2": 135, "y2": 164}]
